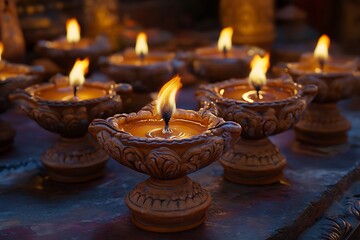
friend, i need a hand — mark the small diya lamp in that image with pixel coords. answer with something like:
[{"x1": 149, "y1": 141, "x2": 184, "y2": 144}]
[
  {"x1": 0, "y1": 42, "x2": 45, "y2": 152},
  {"x1": 36, "y1": 18, "x2": 111, "y2": 74},
  {"x1": 193, "y1": 27, "x2": 265, "y2": 82},
  {"x1": 197, "y1": 54, "x2": 317, "y2": 185},
  {"x1": 89, "y1": 76, "x2": 241, "y2": 232},
  {"x1": 279, "y1": 35, "x2": 358, "y2": 148},
  {"x1": 10, "y1": 58, "x2": 132, "y2": 183},
  {"x1": 99, "y1": 32, "x2": 176, "y2": 112}
]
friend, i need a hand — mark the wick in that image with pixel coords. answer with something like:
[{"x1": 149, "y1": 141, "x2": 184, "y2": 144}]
[
  {"x1": 254, "y1": 85, "x2": 261, "y2": 99},
  {"x1": 73, "y1": 85, "x2": 79, "y2": 101},
  {"x1": 139, "y1": 52, "x2": 145, "y2": 64},
  {"x1": 318, "y1": 58, "x2": 325, "y2": 72},
  {"x1": 222, "y1": 46, "x2": 228, "y2": 58},
  {"x1": 162, "y1": 111, "x2": 172, "y2": 134}
]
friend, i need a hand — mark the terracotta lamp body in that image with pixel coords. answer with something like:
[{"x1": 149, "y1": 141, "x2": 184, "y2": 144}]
[
  {"x1": 193, "y1": 45, "x2": 264, "y2": 83},
  {"x1": 36, "y1": 36, "x2": 111, "y2": 74},
  {"x1": 99, "y1": 50, "x2": 176, "y2": 112},
  {"x1": 282, "y1": 61, "x2": 358, "y2": 148},
  {"x1": 10, "y1": 75, "x2": 132, "y2": 182},
  {"x1": 197, "y1": 77, "x2": 317, "y2": 185},
  {"x1": 0, "y1": 61, "x2": 44, "y2": 152},
  {"x1": 89, "y1": 103, "x2": 241, "y2": 232}
]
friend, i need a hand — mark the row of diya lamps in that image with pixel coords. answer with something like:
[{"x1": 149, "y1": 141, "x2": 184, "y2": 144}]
[{"x1": 0, "y1": 17, "x2": 359, "y2": 232}]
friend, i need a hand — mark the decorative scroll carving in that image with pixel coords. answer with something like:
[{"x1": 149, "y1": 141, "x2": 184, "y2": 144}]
[{"x1": 320, "y1": 217, "x2": 352, "y2": 240}]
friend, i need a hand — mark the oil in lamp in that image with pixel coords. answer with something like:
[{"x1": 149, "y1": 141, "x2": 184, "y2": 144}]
[
  {"x1": 36, "y1": 18, "x2": 111, "y2": 74},
  {"x1": 0, "y1": 42, "x2": 44, "y2": 152},
  {"x1": 89, "y1": 76, "x2": 241, "y2": 232},
  {"x1": 193, "y1": 27, "x2": 265, "y2": 82},
  {"x1": 99, "y1": 32, "x2": 176, "y2": 112},
  {"x1": 277, "y1": 34, "x2": 358, "y2": 150},
  {"x1": 197, "y1": 54, "x2": 317, "y2": 185},
  {"x1": 10, "y1": 59, "x2": 132, "y2": 183}
]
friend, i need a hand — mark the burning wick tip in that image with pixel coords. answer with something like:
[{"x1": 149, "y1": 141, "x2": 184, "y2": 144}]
[
  {"x1": 139, "y1": 52, "x2": 145, "y2": 63},
  {"x1": 318, "y1": 58, "x2": 326, "y2": 72},
  {"x1": 73, "y1": 85, "x2": 79, "y2": 101},
  {"x1": 222, "y1": 46, "x2": 228, "y2": 58},
  {"x1": 162, "y1": 111, "x2": 172, "y2": 134},
  {"x1": 254, "y1": 85, "x2": 261, "y2": 99}
]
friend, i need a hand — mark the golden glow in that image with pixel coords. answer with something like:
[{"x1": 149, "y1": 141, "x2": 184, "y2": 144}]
[
  {"x1": 135, "y1": 32, "x2": 149, "y2": 57},
  {"x1": 156, "y1": 75, "x2": 182, "y2": 119},
  {"x1": 66, "y1": 18, "x2": 81, "y2": 43},
  {"x1": 249, "y1": 53, "x2": 270, "y2": 89},
  {"x1": 314, "y1": 34, "x2": 330, "y2": 62},
  {"x1": 69, "y1": 58, "x2": 89, "y2": 87},
  {"x1": 0, "y1": 42, "x2": 3, "y2": 61},
  {"x1": 217, "y1": 27, "x2": 233, "y2": 52}
]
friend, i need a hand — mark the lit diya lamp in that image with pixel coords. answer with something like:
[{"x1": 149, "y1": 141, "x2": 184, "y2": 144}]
[
  {"x1": 193, "y1": 27, "x2": 265, "y2": 82},
  {"x1": 0, "y1": 42, "x2": 44, "y2": 152},
  {"x1": 36, "y1": 18, "x2": 111, "y2": 73},
  {"x1": 197, "y1": 54, "x2": 317, "y2": 185},
  {"x1": 279, "y1": 34, "x2": 358, "y2": 149},
  {"x1": 10, "y1": 58, "x2": 132, "y2": 183},
  {"x1": 99, "y1": 32, "x2": 176, "y2": 112},
  {"x1": 89, "y1": 76, "x2": 241, "y2": 232},
  {"x1": 299, "y1": 35, "x2": 359, "y2": 70},
  {"x1": 100, "y1": 32, "x2": 175, "y2": 92}
]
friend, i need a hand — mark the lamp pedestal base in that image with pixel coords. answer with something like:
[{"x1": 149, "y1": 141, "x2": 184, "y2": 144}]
[
  {"x1": 220, "y1": 137, "x2": 287, "y2": 185},
  {"x1": 295, "y1": 103, "x2": 351, "y2": 147},
  {"x1": 0, "y1": 119, "x2": 15, "y2": 153},
  {"x1": 126, "y1": 176, "x2": 211, "y2": 233},
  {"x1": 41, "y1": 135, "x2": 108, "y2": 183}
]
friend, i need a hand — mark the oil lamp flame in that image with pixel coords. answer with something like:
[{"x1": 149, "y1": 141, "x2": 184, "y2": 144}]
[
  {"x1": 0, "y1": 42, "x2": 3, "y2": 61},
  {"x1": 249, "y1": 53, "x2": 270, "y2": 97},
  {"x1": 135, "y1": 32, "x2": 148, "y2": 61},
  {"x1": 156, "y1": 75, "x2": 182, "y2": 134},
  {"x1": 69, "y1": 58, "x2": 89, "y2": 98},
  {"x1": 66, "y1": 18, "x2": 81, "y2": 43},
  {"x1": 217, "y1": 27, "x2": 233, "y2": 57},
  {"x1": 314, "y1": 34, "x2": 330, "y2": 71}
]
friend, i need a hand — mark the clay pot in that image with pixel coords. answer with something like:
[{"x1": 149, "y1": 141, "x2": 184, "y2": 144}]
[
  {"x1": 89, "y1": 103, "x2": 241, "y2": 232},
  {"x1": 0, "y1": 61, "x2": 44, "y2": 152},
  {"x1": 9, "y1": 75, "x2": 132, "y2": 182},
  {"x1": 196, "y1": 77, "x2": 317, "y2": 185}
]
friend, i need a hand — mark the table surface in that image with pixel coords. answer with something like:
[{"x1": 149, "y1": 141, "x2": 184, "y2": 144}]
[{"x1": 1, "y1": 86, "x2": 360, "y2": 240}]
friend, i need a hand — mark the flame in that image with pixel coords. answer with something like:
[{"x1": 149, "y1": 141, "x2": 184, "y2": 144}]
[
  {"x1": 249, "y1": 53, "x2": 270, "y2": 90},
  {"x1": 69, "y1": 58, "x2": 89, "y2": 86},
  {"x1": 66, "y1": 18, "x2": 81, "y2": 43},
  {"x1": 135, "y1": 32, "x2": 149, "y2": 57},
  {"x1": 217, "y1": 27, "x2": 233, "y2": 52},
  {"x1": 314, "y1": 34, "x2": 330, "y2": 62},
  {"x1": 0, "y1": 42, "x2": 3, "y2": 61},
  {"x1": 156, "y1": 76, "x2": 182, "y2": 120}
]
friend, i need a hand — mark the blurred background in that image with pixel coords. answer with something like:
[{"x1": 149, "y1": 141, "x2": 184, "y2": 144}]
[{"x1": 14, "y1": 0, "x2": 360, "y2": 54}]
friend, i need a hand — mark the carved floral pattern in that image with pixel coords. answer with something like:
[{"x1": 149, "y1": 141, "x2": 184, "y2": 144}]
[
  {"x1": 0, "y1": 61, "x2": 44, "y2": 113},
  {"x1": 196, "y1": 78, "x2": 317, "y2": 139},
  {"x1": 90, "y1": 103, "x2": 241, "y2": 179},
  {"x1": 320, "y1": 217, "x2": 352, "y2": 240},
  {"x1": 294, "y1": 74, "x2": 355, "y2": 103},
  {"x1": 10, "y1": 79, "x2": 128, "y2": 138},
  {"x1": 127, "y1": 177, "x2": 209, "y2": 211}
]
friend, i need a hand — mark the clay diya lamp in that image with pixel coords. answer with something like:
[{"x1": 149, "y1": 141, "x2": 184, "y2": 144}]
[
  {"x1": 0, "y1": 43, "x2": 45, "y2": 152},
  {"x1": 193, "y1": 27, "x2": 265, "y2": 82},
  {"x1": 279, "y1": 35, "x2": 358, "y2": 148},
  {"x1": 10, "y1": 58, "x2": 132, "y2": 183},
  {"x1": 36, "y1": 18, "x2": 111, "y2": 74},
  {"x1": 196, "y1": 54, "x2": 317, "y2": 185},
  {"x1": 89, "y1": 76, "x2": 241, "y2": 232},
  {"x1": 99, "y1": 32, "x2": 176, "y2": 112}
]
